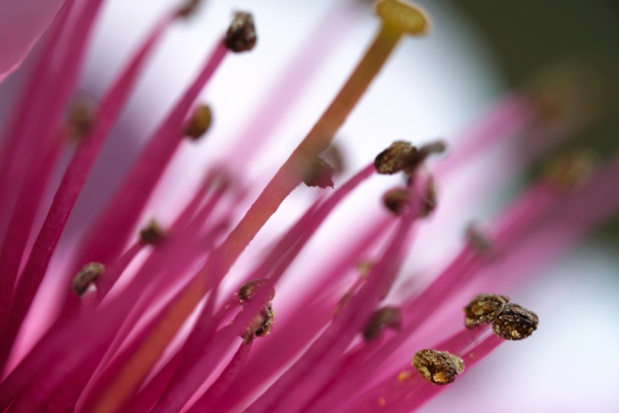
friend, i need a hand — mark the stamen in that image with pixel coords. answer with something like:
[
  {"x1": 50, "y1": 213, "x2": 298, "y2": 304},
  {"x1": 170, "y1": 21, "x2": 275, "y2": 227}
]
[
  {"x1": 224, "y1": 12, "x2": 257, "y2": 53},
  {"x1": 217, "y1": 1, "x2": 428, "y2": 274},
  {"x1": 363, "y1": 306, "x2": 402, "y2": 341},
  {"x1": 183, "y1": 103, "x2": 213, "y2": 140},
  {"x1": 542, "y1": 149, "x2": 597, "y2": 191},
  {"x1": 139, "y1": 219, "x2": 166, "y2": 246},
  {"x1": 302, "y1": 156, "x2": 335, "y2": 188},
  {"x1": 464, "y1": 294, "x2": 509, "y2": 329},
  {"x1": 71, "y1": 262, "x2": 105, "y2": 296},
  {"x1": 412, "y1": 349, "x2": 464, "y2": 386},
  {"x1": 492, "y1": 303, "x2": 539, "y2": 340}
]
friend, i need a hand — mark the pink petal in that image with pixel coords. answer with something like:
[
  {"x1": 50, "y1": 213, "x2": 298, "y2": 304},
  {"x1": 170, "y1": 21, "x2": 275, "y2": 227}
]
[{"x1": 0, "y1": 0, "x2": 65, "y2": 83}]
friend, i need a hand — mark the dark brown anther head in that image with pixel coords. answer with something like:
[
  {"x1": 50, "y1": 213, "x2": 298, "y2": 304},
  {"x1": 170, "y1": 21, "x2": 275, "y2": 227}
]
[
  {"x1": 363, "y1": 306, "x2": 402, "y2": 341},
  {"x1": 176, "y1": 0, "x2": 202, "y2": 18},
  {"x1": 139, "y1": 219, "x2": 166, "y2": 246},
  {"x1": 238, "y1": 279, "x2": 275, "y2": 343},
  {"x1": 374, "y1": 141, "x2": 418, "y2": 175},
  {"x1": 412, "y1": 349, "x2": 465, "y2": 385},
  {"x1": 243, "y1": 302, "x2": 275, "y2": 344},
  {"x1": 184, "y1": 104, "x2": 213, "y2": 140},
  {"x1": 464, "y1": 294, "x2": 510, "y2": 329},
  {"x1": 383, "y1": 187, "x2": 410, "y2": 215},
  {"x1": 238, "y1": 279, "x2": 274, "y2": 304},
  {"x1": 302, "y1": 156, "x2": 335, "y2": 189},
  {"x1": 225, "y1": 12, "x2": 257, "y2": 53},
  {"x1": 72, "y1": 262, "x2": 105, "y2": 296},
  {"x1": 492, "y1": 303, "x2": 539, "y2": 340}
]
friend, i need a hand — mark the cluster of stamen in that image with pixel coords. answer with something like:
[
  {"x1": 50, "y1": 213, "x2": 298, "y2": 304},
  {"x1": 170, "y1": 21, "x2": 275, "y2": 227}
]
[{"x1": 464, "y1": 294, "x2": 539, "y2": 340}]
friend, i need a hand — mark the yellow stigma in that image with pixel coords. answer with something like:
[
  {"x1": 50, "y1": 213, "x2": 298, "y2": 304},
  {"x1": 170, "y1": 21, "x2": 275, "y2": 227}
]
[{"x1": 375, "y1": 0, "x2": 429, "y2": 35}]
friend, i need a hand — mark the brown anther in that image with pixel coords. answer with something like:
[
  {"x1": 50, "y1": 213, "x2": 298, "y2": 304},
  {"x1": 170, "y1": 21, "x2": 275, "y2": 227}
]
[
  {"x1": 176, "y1": 0, "x2": 202, "y2": 18},
  {"x1": 302, "y1": 157, "x2": 335, "y2": 189},
  {"x1": 243, "y1": 303, "x2": 275, "y2": 344},
  {"x1": 542, "y1": 150, "x2": 596, "y2": 191},
  {"x1": 66, "y1": 96, "x2": 96, "y2": 141},
  {"x1": 363, "y1": 306, "x2": 402, "y2": 341},
  {"x1": 238, "y1": 280, "x2": 275, "y2": 343},
  {"x1": 492, "y1": 303, "x2": 539, "y2": 341},
  {"x1": 374, "y1": 141, "x2": 418, "y2": 175},
  {"x1": 383, "y1": 187, "x2": 410, "y2": 215},
  {"x1": 238, "y1": 279, "x2": 273, "y2": 304},
  {"x1": 183, "y1": 104, "x2": 212, "y2": 140},
  {"x1": 412, "y1": 349, "x2": 465, "y2": 385},
  {"x1": 139, "y1": 219, "x2": 166, "y2": 246},
  {"x1": 72, "y1": 262, "x2": 105, "y2": 296},
  {"x1": 464, "y1": 294, "x2": 510, "y2": 329},
  {"x1": 225, "y1": 12, "x2": 257, "y2": 53}
]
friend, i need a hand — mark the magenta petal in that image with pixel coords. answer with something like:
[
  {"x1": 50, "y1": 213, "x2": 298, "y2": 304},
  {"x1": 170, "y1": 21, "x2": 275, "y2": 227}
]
[{"x1": 0, "y1": 0, "x2": 66, "y2": 83}]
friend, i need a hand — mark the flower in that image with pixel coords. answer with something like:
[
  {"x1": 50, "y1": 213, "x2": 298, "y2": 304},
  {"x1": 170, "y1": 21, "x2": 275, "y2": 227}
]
[{"x1": 0, "y1": 0, "x2": 618, "y2": 412}]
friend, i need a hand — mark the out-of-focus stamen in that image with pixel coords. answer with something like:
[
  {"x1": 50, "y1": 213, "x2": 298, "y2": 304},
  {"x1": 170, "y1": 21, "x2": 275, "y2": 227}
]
[
  {"x1": 183, "y1": 103, "x2": 213, "y2": 140},
  {"x1": 71, "y1": 262, "x2": 105, "y2": 297},
  {"x1": 363, "y1": 306, "x2": 402, "y2": 341}
]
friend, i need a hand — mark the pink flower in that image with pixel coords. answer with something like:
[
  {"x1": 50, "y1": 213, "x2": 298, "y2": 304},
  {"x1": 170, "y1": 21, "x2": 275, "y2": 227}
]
[{"x1": 0, "y1": 0, "x2": 618, "y2": 412}]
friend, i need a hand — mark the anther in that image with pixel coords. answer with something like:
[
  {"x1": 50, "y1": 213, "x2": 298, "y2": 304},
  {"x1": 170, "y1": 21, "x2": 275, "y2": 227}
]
[
  {"x1": 302, "y1": 157, "x2": 335, "y2": 188},
  {"x1": 375, "y1": 141, "x2": 417, "y2": 175},
  {"x1": 72, "y1": 262, "x2": 105, "y2": 296},
  {"x1": 225, "y1": 12, "x2": 257, "y2": 53},
  {"x1": 383, "y1": 187, "x2": 410, "y2": 215},
  {"x1": 238, "y1": 279, "x2": 274, "y2": 304},
  {"x1": 412, "y1": 349, "x2": 464, "y2": 385},
  {"x1": 464, "y1": 294, "x2": 509, "y2": 329},
  {"x1": 542, "y1": 150, "x2": 596, "y2": 191},
  {"x1": 183, "y1": 104, "x2": 213, "y2": 140},
  {"x1": 176, "y1": 0, "x2": 202, "y2": 19},
  {"x1": 492, "y1": 303, "x2": 538, "y2": 340},
  {"x1": 238, "y1": 279, "x2": 276, "y2": 343},
  {"x1": 66, "y1": 96, "x2": 96, "y2": 141},
  {"x1": 139, "y1": 219, "x2": 166, "y2": 246},
  {"x1": 363, "y1": 306, "x2": 402, "y2": 341}
]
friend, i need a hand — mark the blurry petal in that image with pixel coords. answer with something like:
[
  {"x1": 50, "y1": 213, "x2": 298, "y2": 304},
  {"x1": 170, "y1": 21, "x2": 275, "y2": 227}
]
[{"x1": 0, "y1": 0, "x2": 65, "y2": 83}]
